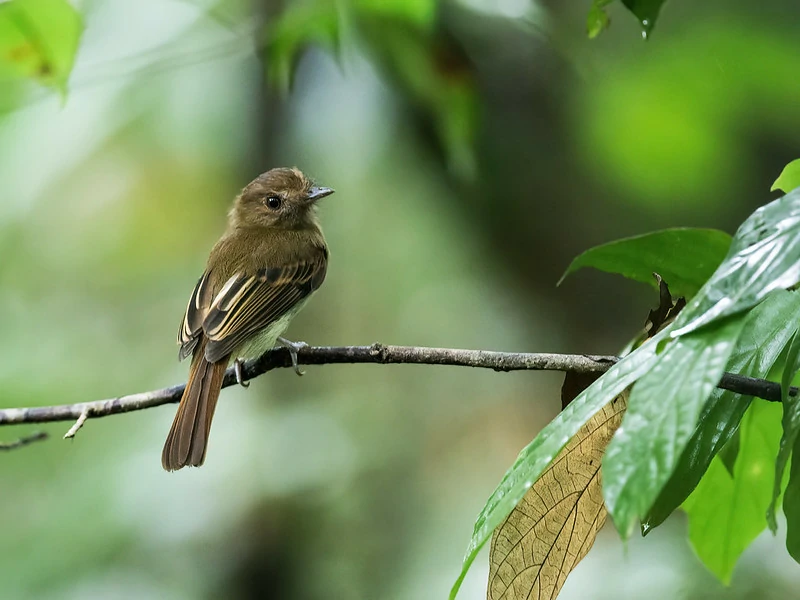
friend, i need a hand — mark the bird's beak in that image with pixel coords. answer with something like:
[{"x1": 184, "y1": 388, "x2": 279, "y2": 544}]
[{"x1": 306, "y1": 186, "x2": 334, "y2": 203}]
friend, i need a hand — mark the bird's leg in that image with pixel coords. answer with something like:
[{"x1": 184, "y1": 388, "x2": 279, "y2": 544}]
[
  {"x1": 234, "y1": 358, "x2": 250, "y2": 388},
  {"x1": 278, "y1": 337, "x2": 308, "y2": 376}
]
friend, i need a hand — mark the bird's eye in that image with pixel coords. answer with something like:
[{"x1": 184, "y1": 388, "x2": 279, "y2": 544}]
[{"x1": 265, "y1": 195, "x2": 282, "y2": 210}]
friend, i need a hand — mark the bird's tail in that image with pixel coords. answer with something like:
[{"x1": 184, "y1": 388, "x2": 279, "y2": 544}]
[{"x1": 162, "y1": 339, "x2": 229, "y2": 471}]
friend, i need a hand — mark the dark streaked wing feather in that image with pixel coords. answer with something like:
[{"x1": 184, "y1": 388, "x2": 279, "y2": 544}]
[
  {"x1": 178, "y1": 271, "x2": 215, "y2": 361},
  {"x1": 203, "y1": 251, "x2": 327, "y2": 363}
]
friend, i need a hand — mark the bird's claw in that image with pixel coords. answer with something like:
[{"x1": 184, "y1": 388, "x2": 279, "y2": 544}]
[
  {"x1": 234, "y1": 358, "x2": 250, "y2": 388},
  {"x1": 278, "y1": 337, "x2": 308, "y2": 376}
]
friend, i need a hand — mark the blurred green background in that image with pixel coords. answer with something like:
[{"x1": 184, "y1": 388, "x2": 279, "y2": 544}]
[{"x1": 1, "y1": 0, "x2": 799, "y2": 598}]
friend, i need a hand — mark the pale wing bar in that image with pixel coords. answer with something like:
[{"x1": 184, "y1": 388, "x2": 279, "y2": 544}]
[
  {"x1": 201, "y1": 256, "x2": 326, "y2": 363},
  {"x1": 178, "y1": 270, "x2": 213, "y2": 361}
]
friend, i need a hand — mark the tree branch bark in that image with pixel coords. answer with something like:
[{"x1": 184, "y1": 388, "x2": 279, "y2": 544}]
[
  {"x1": 0, "y1": 431, "x2": 48, "y2": 450},
  {"x1": 0, "y1": 343, "x2": 792, "y2": 433}
]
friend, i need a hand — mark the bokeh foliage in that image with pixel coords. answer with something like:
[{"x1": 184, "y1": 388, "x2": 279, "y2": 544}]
[{"x1": 2, "y1": 1, "x2": 800, "y2": 599}]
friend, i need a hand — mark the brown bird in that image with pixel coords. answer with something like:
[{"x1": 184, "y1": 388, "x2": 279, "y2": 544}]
[{"x1": 162, "y1": 167, "x2": 333, "y2": 471}]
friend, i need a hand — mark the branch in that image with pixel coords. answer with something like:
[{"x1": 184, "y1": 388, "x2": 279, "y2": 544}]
[
  {"x1": 63, "y1": 409, "x2": 89, "y2": 439},
  {"x1": 0, "y1": 431, "x2": 48, "y2": 450},
  {"x1": 0, "y1": 344, "x2": 792, "y2": 432}
]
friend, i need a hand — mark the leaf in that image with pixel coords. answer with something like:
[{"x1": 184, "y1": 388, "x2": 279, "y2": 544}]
[
  {"x1": 769, "y1": 329, "x2": 800, "y2": 530},
  {"x1": 561, "y1": 371, "x2": 602, "y2": 411},
  {"x1": 353, "y1": 0, "x2": 437, "y2": 28},
  {"x1": 0, "y1": 0, "x2": 83, "y2": 94},
  {"x1": 772, "y1": 159, "x2": 800, "y2": 194},
  {"x1": 644, "y1": 290, "x2": 800, "y2": 532},
  {"x1": 459, "y1": 189, "x2": 800, "y2": 595},
  {"x1": 672, "y1": 188, "x2": 800, "y2": 337},
  {"x1": 449, "y1": 327, "x2": 671, "y2": 600},
  {"x1": 359, "y1": 19, "x2": 478, "y2": 179},
  {"x1": 716, "y1": 425, "x2": 741, "y2": 475},
  {"x1": 559, "y1": 228, "x2": 731, "y2": 299},
  {"x1": 785, "y1": 436, "x2": 800, "y2": 562},
  {"x1": 263, "y1": 0, "x2": 341, "y2": 91},
  {"x1": 683, "y1": 400, "x2": 783, "y2": 583},
  {"x1": 643, "y1": 388, "x2": 751, "y2": 534},
  {"x1": 603, "y1": 314, "x2": 746, "y2": 539},
  {"x1": 644, "y1": 274, "x2": 685, "y2": 338},
  {"x1": 587, "y1": 0, "x2": 614, "y2": 39},
  {"x1": 263, "y1": 0, "x2": 475, "y2": 179},
  {"x1": 488, "y1": 393, "x2": 627, "y2": 600},
  {"x1": 620, "y1": 0, "x2": 666, "y2": 38}
]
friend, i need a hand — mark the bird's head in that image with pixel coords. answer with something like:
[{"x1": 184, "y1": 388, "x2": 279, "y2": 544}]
[{"x1": 231, "y1": 167, "x2": 334, "y2": 230}]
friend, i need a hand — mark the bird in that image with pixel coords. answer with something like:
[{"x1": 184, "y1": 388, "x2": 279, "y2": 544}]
[{"x1": 162, "y1": 167, "x2": 333, "y2": 471}]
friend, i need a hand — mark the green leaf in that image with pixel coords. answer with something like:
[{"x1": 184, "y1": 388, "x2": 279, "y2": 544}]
[
  {"x1": 587, "y1": 0, "x2": 614, "y2": 39},
  {"x1": 716, "y1": 425, "x2": 741, "y2": 474},
  {"x1": 559, "y1": 228, "x2": 731, "y2": 299},
  {"x1": 263, "y1": 0, "x2": 474, "y2": 178},
  {"x1": 620, "y1": 0, "x2": 666, "y2": 38},
  {"x1": 457, "y1": 189, "x2": 800, "y2": 593},
  {"x1": 672, "y1": 188, "x2": 800, "y2": 337},
  {"x1": 449, "y1": 326, "x2": 672, "y2": 600},
  {"x1": 602, "y1": 315, "x2": 746, "y2": 539},
  {"x1": 772, "y1": 159, "x2": 800, "y2": 194},
  {"x1": 263, "y1": 0, "x2": 341, "y2": 91},
  {"x1": 683, "y1": 400, "x2": 783, "y2": 583},
  {"x1": 358, "y1": 18, "x2": 477, "y2": 180},
  {"x1": 0, "y1": 0, "x2": 83, "y2": 94},
  {"x1": 769, "y1": 329, "x2": 800, "y2": 530},
  {"x1": 785, "y1": 437, "x2": 800, "y2": 562},
  {"x1": 644, "y1": 290, "x2": 800, "y2": 532},
  {"x1": 354, "y1": 0, "x2": 436, "y2": 28}
]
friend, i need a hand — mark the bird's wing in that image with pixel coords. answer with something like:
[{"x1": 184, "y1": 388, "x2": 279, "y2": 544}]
[
  {"x1": 200, "y1": 250, "x2": 328, "y2": 363},
  {"x1": 178, "y1": 270, "x2": 215, "y2": 361}
]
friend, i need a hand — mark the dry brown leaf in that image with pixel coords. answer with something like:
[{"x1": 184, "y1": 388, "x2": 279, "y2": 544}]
[
  {"x1": 487, "y1": 392, "x2": 628, "y2": 600},
  {"x1": 645, "y1": 273, "x2": 686, "y2": 338},
  {"x1": 560, "y1": 371, "x2": 602, "y2": 411}
]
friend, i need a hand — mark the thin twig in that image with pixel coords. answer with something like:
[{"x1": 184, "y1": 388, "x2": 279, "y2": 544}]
[
  {"x1": 0, "y1": 344, "x2": 792, "y2": 430},
  {"x1": 0, "y1": 431, "x2": 48, "y2": 451},
  {"x1": 63, "y1": 409, "x2": 90, "y2": 439}
]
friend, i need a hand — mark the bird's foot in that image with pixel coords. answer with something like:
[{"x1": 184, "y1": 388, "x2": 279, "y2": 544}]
[
  {"x1": 278, "y1": 337, "x2": 308, "y2": 376},
  {"x1": 234, "y1": 358, "x2": 250, "y2": 388}
]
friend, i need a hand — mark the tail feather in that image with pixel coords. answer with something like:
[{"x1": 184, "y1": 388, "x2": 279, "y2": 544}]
[{"x1": 162, "y1": 339, "x2": 229, "y2": 471}]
